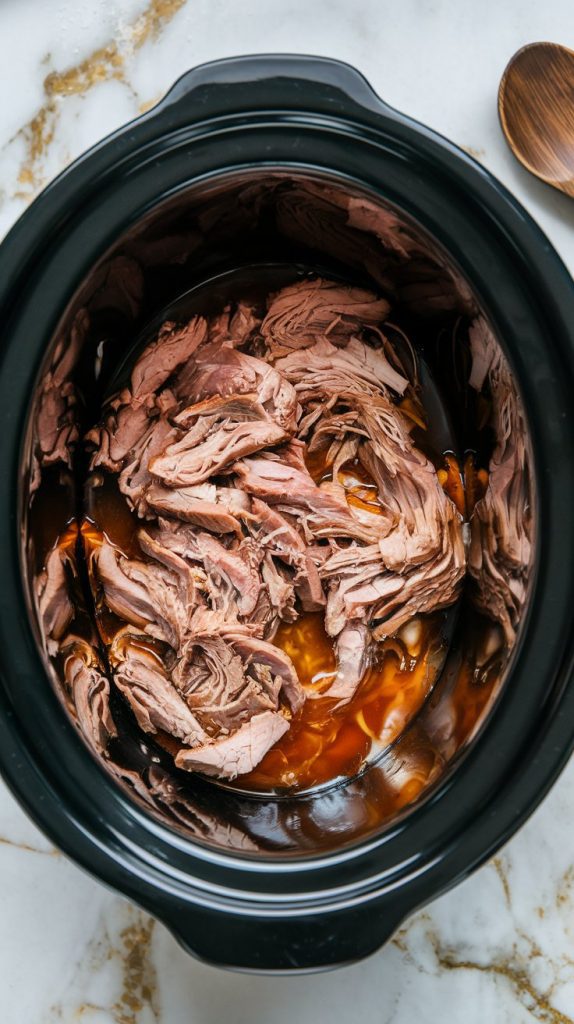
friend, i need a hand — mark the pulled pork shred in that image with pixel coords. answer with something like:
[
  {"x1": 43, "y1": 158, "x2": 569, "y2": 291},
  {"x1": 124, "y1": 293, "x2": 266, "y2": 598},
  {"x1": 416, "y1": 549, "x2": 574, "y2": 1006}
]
[
  {"x1": 41, "y1": 277, "x2": 466, "y2": 780},
  {"x1": 467, "y1": 318, "x2": 532, "y2": 642}
]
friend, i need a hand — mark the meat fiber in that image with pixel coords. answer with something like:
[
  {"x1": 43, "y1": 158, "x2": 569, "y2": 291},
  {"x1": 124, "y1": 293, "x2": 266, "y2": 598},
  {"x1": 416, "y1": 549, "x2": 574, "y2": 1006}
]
[
  {"x1": 235, "y1": 451, "x2": 383, "y2": 545},
  {"x1": 467, "y1": 318, "x2": 532, "y2": 642},
  {"x1": 110, "y1": 632, "x2": 207, "y2": 746},
  {"x1": 175, "y1": 344, "x2": 299, "y2": 432},
  {"x1": 62, "y1": 638, "x2": 117, "y2": 755},
  {"x1": 146, "y1": 482, "x2": 246, "y2": 535},
  {"x1": 261, "y1": 278, "x2": 391, "y2": 355},
  {"x1": 30, "y1": 309, "x2": 87, "y2": 492},
  {"x1": 149, "y1": 416, "x2": 288, "y2": 487},
  {"x1": 131, "y1": 316, "x2": 208, "y2": 402},
  {"x1": 36, "y1": 545, "x2": 75, "y2": 656},
  {"x1": 175, "y1": 711, "x2": 290, "y2": 778}
]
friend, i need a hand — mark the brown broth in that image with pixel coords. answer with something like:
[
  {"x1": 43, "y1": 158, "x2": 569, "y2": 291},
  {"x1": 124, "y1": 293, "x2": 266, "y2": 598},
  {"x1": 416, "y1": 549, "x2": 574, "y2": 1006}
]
[{"x1": 84, "y1": 472, "x2": 143, "y2": 558}]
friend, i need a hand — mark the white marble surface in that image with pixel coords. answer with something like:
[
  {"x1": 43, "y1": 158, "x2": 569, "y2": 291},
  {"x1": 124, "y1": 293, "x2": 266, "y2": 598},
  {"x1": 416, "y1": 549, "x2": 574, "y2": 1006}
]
[{"x1": 1, "y1": 1, "x2": 573, "y2": 1021}]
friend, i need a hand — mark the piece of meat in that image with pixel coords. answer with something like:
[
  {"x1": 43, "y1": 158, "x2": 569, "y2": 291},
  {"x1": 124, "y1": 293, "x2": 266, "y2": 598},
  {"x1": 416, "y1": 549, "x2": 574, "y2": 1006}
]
[
  {"x1": 36, "y1": 545, "x2": 74, "y2": 655},
  {"x1": 247, "y1": 498, "x2": 325, "y2": 611},
  {"x1": 92, "y1": 539, "x2": 195, "y2": 649},
  {"x1": 175, "y1": 633, "x2": 281, "y2": 730},
  {"x1": 295, "y1": 554, "x2": 327, "y2": 612},
  {"x1": 194, "y1": 532, "x2": 261, "y2": 617},
  {"x1": 146, "y1": 482, "x2": 244, "y2": 535},
  {"x1": 110, "y1": 633, "x2": 206, "y2": 746},
  {"x1": 261, "y1": 554, "x2": 297, "y2": 624},
  {"x1": 249, "y1": 497, "x2": 306, "y2": 553},
  {"x1": 235, "y1": 454, "x2": 380, "y2": 544},
  {"x1": 131, "y1": 316, "x2": 208, "y2": 401},
  {"x1": 275, "y1": 335, "x2": 408, "y2": 399},
  {"x1": 310, "y1": 622, "x2": 371, "y2": 703},
  {"x1": 175, "y1": 710, "x2": 289, "y2": 779},
  {"x1": 467, "y1": 318, "x2": 532, "y2": 642},
  {"x1": 36, "y1": 382, "x2": 79, "y2": 467},
  {"x1": 321, "y1": 509, "x2": 464, "y2": 640},
  {"x1": 225, "y1": 633, "x2": 304, "y2": 713},
  {"x1": 88, "y1": 395, "x2": 151, "y2": 472},
  {"x1": 261, "y1": 278, "x2": 390, "y2": 356},
  {"x1": 174, "y1": 343, "x2": 299, "y2": 433},
  {"x1": 118, "y1": 415, "x2": 178, "y2": 513},
  {"x1": 63, "y1": 638, "x2": 117, "y2": 755},
  {"x1": 31, "y1": 309, "x2": 87, "y2": 491},
  {"x1": 149, "y1": 418, "x2": 288, "y2": 487},
  {"x1": 174, "y1": 392, "x2": 269, "y2": 428},
  {"x1": 228, "y1": 301, "x2": 260, "y2": 347}
]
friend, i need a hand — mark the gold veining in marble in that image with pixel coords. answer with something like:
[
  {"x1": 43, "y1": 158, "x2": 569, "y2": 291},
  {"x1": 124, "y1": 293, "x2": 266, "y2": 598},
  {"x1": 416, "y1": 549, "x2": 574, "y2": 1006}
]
[
  {"x1": 556, "y1": 866, "x2": 574, "y2": 909},
  {"x1": 112, "y1": 918, "x2": 158, "y2": 1024},
  {"x1": 492, "y1": 855, "x2": 512, "y2": 908},
  {"x1": 44, "y1": 45, "x2": 125, "y2": 98},
  {"x1": 53, "y1": 907, "x2": 159, "y2": 1023},
  {"x1": 138, "y1": 95, "x2": 164, "y2": 115},
  {"x1": 9, "y1": 0, "x2": 187, "y2": 198},
  {"x1": 433, "y1": 942, "x2": 574, "y2": 1024},
  {"x1": 15, "y1": 101, "x2": 57, "y2": 191},
  {"x1": 462, "y1": 145, "x2": 486, "y2": 159},
  {"x1": 0, "y1": 835, "x2": 59, "y2": 856},
  {"x1": 393, "y1": 905, "x2": 574, "y2": 1024},
  {"x1": 128, "y1": 0, "x2": 187, "y2": 50}
]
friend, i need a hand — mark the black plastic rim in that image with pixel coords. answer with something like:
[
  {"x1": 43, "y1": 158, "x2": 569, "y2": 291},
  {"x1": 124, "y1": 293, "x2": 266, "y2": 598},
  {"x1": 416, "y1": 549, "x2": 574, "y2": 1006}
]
[{"x1": 0, "y1": 55, "x2": 573, "y2": 970}]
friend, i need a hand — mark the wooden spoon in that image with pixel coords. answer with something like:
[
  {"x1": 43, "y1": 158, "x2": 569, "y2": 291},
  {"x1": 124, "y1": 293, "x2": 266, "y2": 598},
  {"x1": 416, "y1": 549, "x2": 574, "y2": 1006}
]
[{"x1": 498, "y1": 42, "x2": 574, "y2": 197}]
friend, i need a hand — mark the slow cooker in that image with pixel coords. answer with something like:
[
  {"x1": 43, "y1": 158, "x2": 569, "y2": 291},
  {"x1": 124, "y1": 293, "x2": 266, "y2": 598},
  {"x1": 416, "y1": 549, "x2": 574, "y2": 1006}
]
[{"x1": 0, "y1": 55, "x2": 573, "y2": 971}]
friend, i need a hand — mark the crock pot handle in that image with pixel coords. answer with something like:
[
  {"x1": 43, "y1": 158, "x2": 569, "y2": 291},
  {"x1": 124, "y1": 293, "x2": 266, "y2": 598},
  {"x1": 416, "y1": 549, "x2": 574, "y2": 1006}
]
[
  {"x1": 161, "y1": 896, "x2": 409, "y2": 972},
  {"x1": 153, "y1": 54, "x2": 400, "y2": 127}
]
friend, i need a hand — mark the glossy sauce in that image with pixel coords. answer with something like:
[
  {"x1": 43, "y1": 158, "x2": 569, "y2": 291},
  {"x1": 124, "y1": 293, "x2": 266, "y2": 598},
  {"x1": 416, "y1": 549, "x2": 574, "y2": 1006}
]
[{"x1": 236, "y1": 610, "x2": 445, "y2": 792}]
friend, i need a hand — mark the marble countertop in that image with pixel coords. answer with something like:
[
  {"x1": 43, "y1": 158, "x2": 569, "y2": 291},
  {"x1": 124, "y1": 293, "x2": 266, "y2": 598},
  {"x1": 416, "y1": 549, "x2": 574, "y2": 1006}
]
[{"x1": 1, "y1": 1, "x2": 573, "y2": 1021}]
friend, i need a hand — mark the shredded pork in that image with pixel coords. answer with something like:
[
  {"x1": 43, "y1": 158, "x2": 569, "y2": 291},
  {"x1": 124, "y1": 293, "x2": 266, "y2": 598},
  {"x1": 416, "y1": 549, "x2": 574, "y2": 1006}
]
[{"x1": 37, "y1": 278, "x2": 468, "y2": 780}]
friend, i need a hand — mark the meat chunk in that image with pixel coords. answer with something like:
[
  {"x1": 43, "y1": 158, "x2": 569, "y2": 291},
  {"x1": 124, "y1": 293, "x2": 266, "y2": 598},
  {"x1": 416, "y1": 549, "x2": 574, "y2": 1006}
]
[
  {"x1": 275, "y1": 335, "x2": 408, "y2": 399},
  {"x1": 36, "y1": 545, "x2": 75, "y2": 655},
  {"x1": 235, "y1": 453, "x2": 381, "y2": 544},
  {"x1": 131, "y1": 316, "x2": 208, "y2": 401},
  {"x1": 467, "y1": 318, "x2": 532, "y2": 641},
  {"x1": 311, "y1": 622, "x2": 371, "y2": 704},
  {"x1": 261, "y1": 279, "x2": 391, "y2": 355},
  {"x1": 146, "y1": 482, "x2": 245, "y2": 535},
  {"x1": 225, "y1": 633, "x2": 305, "y2": 713},
  {"x1": 175, "y1": 343, "x2": 299, "y2": 433},
  {"x1": 31, "y1": 309, "x2": 87, "y2": 491},
  {"x1": 110, "y1": 633, "x2": 206, "y2": 746},
  {"x1": 194, "y1": 532, "x2": 261, "y2": 616},
  {"x1": 150, "y1": 418, "x2": 288, "y2": 487},
  {"x1": 118, "y1": 416, "x2": 178, "y2": 513},
  {"x1": 63, "y1": 638, "x2": 117, "y2": 755},
  {"x1": 88, "y1": 396, "x2": 151, "y2": 473},
  {"x1": 261, "y1": 554, "x2": 297, "y2": 625},
  {"x1": 248, "y1": 498, "x2": 325, "y2": 611},
  {"x1": 92, "y1": 539, "x2": 196, "y2": 649},
  {"x1": 174, "y1": 392, "x2": 269, "y2": 428},
  {"x1": 175, "y1": 711, "x2": 290, "y2": 779}
]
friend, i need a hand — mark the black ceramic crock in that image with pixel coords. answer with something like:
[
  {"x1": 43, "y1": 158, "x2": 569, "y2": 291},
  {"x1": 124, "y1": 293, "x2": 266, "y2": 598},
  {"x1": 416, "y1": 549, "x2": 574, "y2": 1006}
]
[{"x1": 0, "y1": 55, "x2": 574, "y2": 972}]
